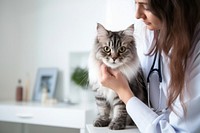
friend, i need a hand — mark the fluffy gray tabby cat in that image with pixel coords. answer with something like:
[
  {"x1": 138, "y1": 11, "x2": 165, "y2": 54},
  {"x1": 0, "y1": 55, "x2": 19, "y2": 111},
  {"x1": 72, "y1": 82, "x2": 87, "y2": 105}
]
[{"x1": 88, "y1": 23, "x2": 147, "y2": 130}]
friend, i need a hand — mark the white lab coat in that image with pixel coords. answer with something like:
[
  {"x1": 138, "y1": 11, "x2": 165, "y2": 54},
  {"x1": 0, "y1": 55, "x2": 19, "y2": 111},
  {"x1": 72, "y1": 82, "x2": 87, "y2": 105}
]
[{"x1": 126, "y1": 21, "x2": 200, "y2": 133}]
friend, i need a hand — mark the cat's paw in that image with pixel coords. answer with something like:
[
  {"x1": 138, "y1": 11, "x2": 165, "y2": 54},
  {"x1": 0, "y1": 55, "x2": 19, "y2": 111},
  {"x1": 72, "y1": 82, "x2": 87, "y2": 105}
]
[
  {"x1": 109, "y1": 121, "x2": 126, "y2": 130},
  {"x1": 93, "y1": 118, "x2": 110, "y2": 127}
]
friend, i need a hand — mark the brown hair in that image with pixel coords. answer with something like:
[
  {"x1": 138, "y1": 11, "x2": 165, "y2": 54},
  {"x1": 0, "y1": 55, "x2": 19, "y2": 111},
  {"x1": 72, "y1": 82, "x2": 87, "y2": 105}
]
[{"x1": 148, "y1": 0, "x2": 200, "y2": 113}]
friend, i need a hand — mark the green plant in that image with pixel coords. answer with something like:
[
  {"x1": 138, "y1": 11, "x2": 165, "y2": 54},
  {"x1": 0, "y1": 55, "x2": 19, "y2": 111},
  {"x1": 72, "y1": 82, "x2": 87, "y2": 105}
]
[{"x1": 71, "y1": 67, "x2": 89, "y2": 89}]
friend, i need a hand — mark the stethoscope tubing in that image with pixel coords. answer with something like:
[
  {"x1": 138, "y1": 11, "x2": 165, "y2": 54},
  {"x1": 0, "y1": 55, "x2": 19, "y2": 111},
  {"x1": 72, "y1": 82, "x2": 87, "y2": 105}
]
[
  {"x1": 147, "y1": 52, "x2": 162, "y2": 83},
  {"x1": 147, "y1": 52, "x2": 164, "y2": 113}
]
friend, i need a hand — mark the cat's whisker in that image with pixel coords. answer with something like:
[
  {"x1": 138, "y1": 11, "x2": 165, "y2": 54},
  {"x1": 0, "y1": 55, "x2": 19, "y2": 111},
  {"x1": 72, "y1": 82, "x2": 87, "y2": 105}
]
[
  {"x1": 123, "y1": 63, "x2": 136, "y2": 77},
  {"x1": 120, "y1": 65, "x2": 129, "y2": 79},
  {"x1": 79, "y1": 71, "x2": 89, "y2": 87}
]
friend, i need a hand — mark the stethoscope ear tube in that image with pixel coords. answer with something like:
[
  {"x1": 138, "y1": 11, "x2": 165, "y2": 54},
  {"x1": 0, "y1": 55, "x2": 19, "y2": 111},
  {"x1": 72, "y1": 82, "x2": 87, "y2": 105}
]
[{"x1": 147, "y1": 52, "x2": 162, "y2": 83}]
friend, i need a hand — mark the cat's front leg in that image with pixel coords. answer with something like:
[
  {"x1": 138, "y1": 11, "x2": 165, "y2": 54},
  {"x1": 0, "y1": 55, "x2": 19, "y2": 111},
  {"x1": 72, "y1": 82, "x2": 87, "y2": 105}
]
[
  {"x1": 109, "y1": 99, "x2": 127, "y2": 130},
  {"x1": 93, "y1": 96, "x2": 111, "y2": 127}
]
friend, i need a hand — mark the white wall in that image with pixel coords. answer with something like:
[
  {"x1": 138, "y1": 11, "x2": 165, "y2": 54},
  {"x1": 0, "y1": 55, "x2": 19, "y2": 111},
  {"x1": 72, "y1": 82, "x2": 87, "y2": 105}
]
[
  {"x1": 0, "y1": 0, "x2": 107, "y2": 101},
  {"x1": 105, "y1": 0, "x2": 135, "y2": 31}
]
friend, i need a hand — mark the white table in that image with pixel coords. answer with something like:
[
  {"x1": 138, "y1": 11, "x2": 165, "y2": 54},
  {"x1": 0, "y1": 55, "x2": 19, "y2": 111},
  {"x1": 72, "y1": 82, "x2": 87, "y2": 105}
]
[
  {"x1": 86, "y1": 124, "x2": 140, "y2": 133},
  {"x1": 0, "y1": 101, "x2": 95, "y2": 133}
]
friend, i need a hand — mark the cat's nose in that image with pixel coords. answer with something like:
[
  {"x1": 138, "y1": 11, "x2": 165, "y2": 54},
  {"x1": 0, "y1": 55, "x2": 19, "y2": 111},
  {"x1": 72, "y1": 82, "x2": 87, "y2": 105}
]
[
  {"x1": 111, "y1": 52, "x2": 118, "y2": 61},
  {"x1": 112, "y1": 56, "x2": 117, "y2": 61}
]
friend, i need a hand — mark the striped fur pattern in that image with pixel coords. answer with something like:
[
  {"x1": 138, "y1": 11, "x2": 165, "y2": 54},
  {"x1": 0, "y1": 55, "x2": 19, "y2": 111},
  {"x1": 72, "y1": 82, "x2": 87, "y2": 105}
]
[{"x1": 88, "y1": 23, "x2": 147, "y2": 130}]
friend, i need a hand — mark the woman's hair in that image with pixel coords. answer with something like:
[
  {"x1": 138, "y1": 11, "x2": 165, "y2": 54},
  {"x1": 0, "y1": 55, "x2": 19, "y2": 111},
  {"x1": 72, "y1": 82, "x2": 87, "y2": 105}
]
[{"x1": 148, "y1": 0, "x2": 200, "y2": 113}]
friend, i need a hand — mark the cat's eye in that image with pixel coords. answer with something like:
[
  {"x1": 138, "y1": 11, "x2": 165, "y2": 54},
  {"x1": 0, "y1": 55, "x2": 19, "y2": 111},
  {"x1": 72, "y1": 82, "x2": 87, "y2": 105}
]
[
  {"x1": 103, "y1": 46, "x2": 111, "y2": 53},
  {"x1": 119, "y1": 46, "x2": 126, "y2": 53}
]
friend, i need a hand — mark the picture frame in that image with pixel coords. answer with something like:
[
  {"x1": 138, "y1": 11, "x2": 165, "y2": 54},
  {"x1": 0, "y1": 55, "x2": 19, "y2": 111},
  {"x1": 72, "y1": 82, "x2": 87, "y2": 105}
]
[{"x1": 32, "y1": 68, "x2": 58, "y2": 101}]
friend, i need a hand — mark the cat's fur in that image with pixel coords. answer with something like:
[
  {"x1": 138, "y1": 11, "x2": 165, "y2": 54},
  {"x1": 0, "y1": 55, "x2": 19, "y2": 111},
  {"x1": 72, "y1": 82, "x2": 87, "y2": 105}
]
[{"x1": 88, "y1": 23, "x2": 147, "y2": 130}]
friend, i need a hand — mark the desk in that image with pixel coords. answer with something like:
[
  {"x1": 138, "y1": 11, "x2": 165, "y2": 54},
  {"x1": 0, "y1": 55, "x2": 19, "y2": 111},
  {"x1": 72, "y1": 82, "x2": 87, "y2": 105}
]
[
  {"x1": 0, "y1": 101, "x2": 95, "y2": 133},
  {"x1": 86, "y1": 124, "x2": 140, "y2": 133}
]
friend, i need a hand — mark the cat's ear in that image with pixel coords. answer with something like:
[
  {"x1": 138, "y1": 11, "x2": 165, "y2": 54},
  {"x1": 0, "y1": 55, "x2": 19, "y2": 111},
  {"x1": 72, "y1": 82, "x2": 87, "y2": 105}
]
[
  {"x1": 123, "y1": 24, "x2": 134, "y2": 36},
  {"x1": 97, "y1": 23, "x2": 108, "y2": 41}
]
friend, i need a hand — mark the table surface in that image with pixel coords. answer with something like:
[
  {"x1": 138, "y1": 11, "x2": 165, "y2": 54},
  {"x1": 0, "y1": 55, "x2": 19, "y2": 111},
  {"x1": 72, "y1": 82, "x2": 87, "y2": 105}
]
[
  {"x1": 0, "y1": 101, "x2": 93, "y2": 110},
  {"x1": 86, "y1": 124, "x2": 140, "y2": 133}
]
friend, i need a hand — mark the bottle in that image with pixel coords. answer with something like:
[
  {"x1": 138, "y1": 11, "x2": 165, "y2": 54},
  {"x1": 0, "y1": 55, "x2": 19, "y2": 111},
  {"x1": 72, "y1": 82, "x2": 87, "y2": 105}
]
[
  {"x1": 41, "y1": 83, "x2": 48, "y2": 104},
  {"x1": 16, "y1": 79, "x2": 23, "y2": 101},
  {"x1": 24, "y1": 74, "x2": 30, "y2": 102}
]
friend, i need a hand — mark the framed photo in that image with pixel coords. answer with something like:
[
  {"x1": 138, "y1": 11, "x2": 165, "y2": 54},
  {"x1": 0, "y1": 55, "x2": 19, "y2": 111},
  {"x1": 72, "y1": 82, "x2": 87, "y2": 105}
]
[{"x1": 32, "y1": 68, "x2": 58, "y2": 101}]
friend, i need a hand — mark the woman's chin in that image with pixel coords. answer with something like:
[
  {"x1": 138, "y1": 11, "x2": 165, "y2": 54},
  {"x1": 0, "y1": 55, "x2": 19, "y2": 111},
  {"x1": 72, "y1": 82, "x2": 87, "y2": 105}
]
[{"x1": 146, "y1": 24, "x2": 160, "y2": 30}]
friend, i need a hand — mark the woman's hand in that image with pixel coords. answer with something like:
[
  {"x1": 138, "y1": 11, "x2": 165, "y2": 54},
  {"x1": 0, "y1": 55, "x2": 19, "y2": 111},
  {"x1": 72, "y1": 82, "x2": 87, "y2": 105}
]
[{"x1": 99, "y1": 64, "x2": 134, "y2": 104}]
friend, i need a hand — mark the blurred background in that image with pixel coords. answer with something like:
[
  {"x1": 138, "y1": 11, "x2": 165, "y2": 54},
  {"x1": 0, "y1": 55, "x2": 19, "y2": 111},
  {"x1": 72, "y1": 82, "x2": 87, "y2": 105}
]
[{"x1": 0, "y1": 0, "x2": 135, "y2": 132}]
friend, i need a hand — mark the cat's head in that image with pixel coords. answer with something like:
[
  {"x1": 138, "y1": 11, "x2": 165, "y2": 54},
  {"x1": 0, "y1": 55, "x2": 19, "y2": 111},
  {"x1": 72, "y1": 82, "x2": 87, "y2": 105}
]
[{"x1": 94, "y1": 23, "x2": 137, "y2": 69}]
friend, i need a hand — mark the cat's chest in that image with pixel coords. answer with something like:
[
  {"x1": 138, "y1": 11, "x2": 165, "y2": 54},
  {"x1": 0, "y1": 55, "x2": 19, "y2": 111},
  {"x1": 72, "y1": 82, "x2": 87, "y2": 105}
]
[{"x1": 97, "y1": 86, "x2": 117, "y2": 103}]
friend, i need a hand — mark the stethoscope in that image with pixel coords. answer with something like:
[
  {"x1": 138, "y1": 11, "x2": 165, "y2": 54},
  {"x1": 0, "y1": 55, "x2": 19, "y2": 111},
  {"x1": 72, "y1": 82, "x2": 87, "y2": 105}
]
[{"x1": 146, "y1": 51, "x2": 168, "y2": 113}]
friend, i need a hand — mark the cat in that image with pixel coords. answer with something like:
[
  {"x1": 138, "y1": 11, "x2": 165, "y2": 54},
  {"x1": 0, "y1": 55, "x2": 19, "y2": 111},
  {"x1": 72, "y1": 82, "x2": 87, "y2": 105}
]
[{"x1": 88, "y1": 23, "x2": 148, "y2": 130}]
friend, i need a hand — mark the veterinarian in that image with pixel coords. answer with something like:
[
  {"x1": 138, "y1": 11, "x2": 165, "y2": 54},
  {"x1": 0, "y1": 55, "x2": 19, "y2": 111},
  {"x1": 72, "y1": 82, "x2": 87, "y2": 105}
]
[{"x1": 99, "y1": 0, "x2": 200, "y2": 132}]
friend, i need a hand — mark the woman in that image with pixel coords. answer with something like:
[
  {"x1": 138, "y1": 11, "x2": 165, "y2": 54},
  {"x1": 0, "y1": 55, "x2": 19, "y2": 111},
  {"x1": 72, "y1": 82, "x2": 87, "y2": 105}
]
[{"x1": 99, "y1": 0, "x2": 200, "y2": 132}]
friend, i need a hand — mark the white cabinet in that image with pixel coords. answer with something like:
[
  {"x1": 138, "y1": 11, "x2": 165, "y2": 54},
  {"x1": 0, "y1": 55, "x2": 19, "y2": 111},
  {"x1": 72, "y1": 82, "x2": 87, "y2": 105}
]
[{"x1": 0, "y1": 102, "x2": 95, "y2": 133}]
